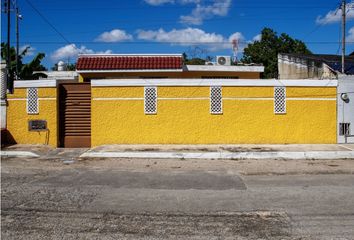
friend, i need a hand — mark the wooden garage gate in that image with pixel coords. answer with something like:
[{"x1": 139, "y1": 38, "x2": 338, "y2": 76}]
[{"x1": 59, "y1": 83, "x2": 91, "y2": 148}]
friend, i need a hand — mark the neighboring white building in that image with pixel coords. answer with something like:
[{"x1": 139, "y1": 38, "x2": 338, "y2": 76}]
[
  {"x1": 34, "y1": 71, "x2": 78, "y2": 81},
  {"x1": 338, "y1": 75, "x2": 354, "y2": 143},
  {"x1": 33, "y1": 61, "x2": 78, "y2": 81},
  {"x1": 278, "y1": 53, "x2": 354, "y2": 79}
]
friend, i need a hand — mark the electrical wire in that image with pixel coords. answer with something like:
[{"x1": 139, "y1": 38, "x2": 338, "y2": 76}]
[
  {"x1": 33, "y1": 5, "x2": 339, "y2": 12},
  {"x1": 13, "y1": 41, "x2": 354, "y2": 45},
  {"x1": 302, "y1": 2, "x2": 342, "y2": 40},
  {"x1": 24, "y1": 0, "x2": 73, "y2": 45}
]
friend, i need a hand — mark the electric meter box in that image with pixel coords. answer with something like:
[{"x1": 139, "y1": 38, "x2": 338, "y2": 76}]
[{"x1": 28, "y1": 120, "x2": 47, "y2": 131}]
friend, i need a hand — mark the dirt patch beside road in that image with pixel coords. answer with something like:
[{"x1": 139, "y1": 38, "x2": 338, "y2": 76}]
[
  {"x1": 1, "y1": 210, "x2": 291, "y2": 240},
  {"x1": 2, "y1": 156, "x2": 354, "y2": 175}
]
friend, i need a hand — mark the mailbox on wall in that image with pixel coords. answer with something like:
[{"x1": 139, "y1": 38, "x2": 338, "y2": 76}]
[{"x1": 28, "y1": 120, "x2": 47, "y2": 131}]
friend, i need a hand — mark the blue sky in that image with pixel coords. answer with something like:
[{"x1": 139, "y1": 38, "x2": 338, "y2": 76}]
[{"x1": 1, "y1": 0, "x2": 354, "y2": 68}]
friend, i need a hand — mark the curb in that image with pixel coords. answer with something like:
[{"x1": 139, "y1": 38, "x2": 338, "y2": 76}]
[
  {"x1": 0, "y1": 151, "x2": 40, "y2": 158},
  {"x1": 80, "y1": 151, "x2": 354, "y2": 160}
]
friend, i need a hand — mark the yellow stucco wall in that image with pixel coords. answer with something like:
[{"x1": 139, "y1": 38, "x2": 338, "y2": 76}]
[
  {"x1": 6, "y1": 88, "x2": 57, "y2": 146},
  {"x1": 91, "y1": 86, "x2": 337, "y2": 145},
  {"x1": 6, "y1": 84, "x2": 336, "y2": 147}
]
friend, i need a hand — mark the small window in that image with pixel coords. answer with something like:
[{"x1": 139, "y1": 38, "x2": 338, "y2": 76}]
[
  {"x1": 144, "y1": 86, "x2": 157, "y2": 114},
  {"x1": 27, "y1": 88, "x2": 39, "y2": 114},
  {"x1": 274, "y1": 87, "x2": 286, "y2": 114},
  {"x1": 339, "y1": 123, "x2": 351, "y2": 136},
  {"x1": 210, "y1": 86, "x2": 222, "y2": 114}
]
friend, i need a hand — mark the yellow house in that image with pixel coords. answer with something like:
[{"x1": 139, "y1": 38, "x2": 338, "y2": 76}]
[{"x1": 4, "y1": 54, "x2": 338, "y2": 147}]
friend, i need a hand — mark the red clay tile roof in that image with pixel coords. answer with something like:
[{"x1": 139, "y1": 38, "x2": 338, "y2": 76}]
[{"x1": 76, "y1": 55, "x2": 183, "y2": 71}]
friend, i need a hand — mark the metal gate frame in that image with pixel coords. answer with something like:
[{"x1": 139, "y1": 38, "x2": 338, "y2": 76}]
[{"x1": 58, "y1": 83, "x2": 91, "y2": 148}]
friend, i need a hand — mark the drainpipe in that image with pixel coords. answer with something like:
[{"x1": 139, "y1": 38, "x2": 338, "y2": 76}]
[{"x1": 1, "y1": 61, "x2": 8, "y2": 129}]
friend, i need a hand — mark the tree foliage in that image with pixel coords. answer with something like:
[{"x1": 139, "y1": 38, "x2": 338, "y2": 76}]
[
  {"x1": 66, "y1": 63, "x2": 76, "y2": 71},
  {"x1": 182, "y1": 52, "x2": 214, "y2": 65},
  {"x1": 242, "y1": 28, "x2": 311, "y2": 78},
  {"x1": 1, "y1": 42, "x2": 47, "y2": 80}
]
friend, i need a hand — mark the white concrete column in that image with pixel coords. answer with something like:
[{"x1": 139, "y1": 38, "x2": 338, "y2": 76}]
[
  {"x1": 1, "y1": 60, "x2": 8, "y2": 129},
  {"x1": 338, "y1": 76, "x2": 354, "y2": 143}
]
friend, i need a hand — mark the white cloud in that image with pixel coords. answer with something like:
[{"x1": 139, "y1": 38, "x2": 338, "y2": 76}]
[
  {"x1": 180, "y1": 0, "x2": 232, "y2": 25},
  {"x1": 144, "y1": 0, "x2": 201, "y2": 5},
  {"x1": 316, "y1": 1, "x2": 354, "y2": 24},
  {"x1": 144, "y1": 0, "x2": 174, "y2": 5},
  {"x1": 347, "y1": 26, "x2": 354, "y2": 42},
  {"x1": 51, "y1": 44, "x2": 112, "y2": 61},
  {"x1": 145, "y1": 0, "x2": 231, "y2": 25},
  {"x1": 252, "y1": 34, "x2": 262, "y2": 42},
  {"x1": 179, "y1": 0, "x2": 200, "y2": 4},
  {"x1": 137, "y1": 27, "x2": 244, "y2": 51},
  {"x1": 19, "y1": 45, "x2": 35, "y2": 56},
  {"x1": 96, "y1": 29, "x2": 133, "y2": 42},
  {"x1": 137, "y1": 27, "x2": 223, "y2": 45}
]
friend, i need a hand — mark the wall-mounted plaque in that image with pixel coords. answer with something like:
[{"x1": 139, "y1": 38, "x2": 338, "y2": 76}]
[{"x1": 28, "y1": 120, "x2": 47, "y2": 131}]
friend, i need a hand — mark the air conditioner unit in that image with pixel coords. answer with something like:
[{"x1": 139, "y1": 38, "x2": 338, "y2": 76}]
[
  {"x1": 205, "y1": 61, "x2": 215, "y2": 66},
  {"x1": 216, "y1": 56, "x2": 231, "y2": 66}
]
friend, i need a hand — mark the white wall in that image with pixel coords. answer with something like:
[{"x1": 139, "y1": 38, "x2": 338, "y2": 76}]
[
  {"x1": 338, "y1": 75, "x2": 354, "y2": 143},
  {"x1": 278, "y1": 54, "x2": 336, "y2": 80}
]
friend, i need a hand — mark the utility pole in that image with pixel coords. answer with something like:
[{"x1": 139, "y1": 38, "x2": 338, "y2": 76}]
[
  {"x1": 342, "y1": 0, "x2": 346, "y2": 74},
  {"x1": 6, "y1": 0, "x2": 11, "y2": 87},
  {"x1": 16, "y1": 6, "x2": 22, "y2": 80}
]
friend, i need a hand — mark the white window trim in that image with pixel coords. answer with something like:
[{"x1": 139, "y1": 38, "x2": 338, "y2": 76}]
[
  {"x1": 91, "y1": 79, "x2": 338, "y2": 87},
  {"x1": 27, "y1": 88, "x2": 39, "y2": 115},
  {"x1": 144, "y1": 86, "x2": 157, "y2": 115},
  {"x1": 274, "y1": 86, "x2": 286, "y2": 114},
  {"x1": 210, "y1": 86, "x2": 223, "y2": 115}
]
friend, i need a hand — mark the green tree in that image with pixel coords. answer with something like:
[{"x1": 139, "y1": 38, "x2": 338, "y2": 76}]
[
  {"x1": 66, "y1": 63, "x2": 76, "y2": 71},
  {"x1": 182, "y1": 52, "x2": 207, "y2": 65},
  {"x1": 1, "y1": 43, "x2": 47, "y2": 80},
  {"x1": 242, "y1": 28, "x2": 311, "y2": 78}
]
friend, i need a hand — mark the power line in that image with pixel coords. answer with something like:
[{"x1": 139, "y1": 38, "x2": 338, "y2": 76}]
[
  {"x1": 31, "y1": 4, "x2": 338, "y2": 11},
  {"x1": 302, "y1": 2, "x2": 342, "y2": 40},
  {"x1": 18, "y1": 15, "x2": 332, "y2": 30},
  {"x1": 14, "y1": 41, "x2": 354, "y2": 45},
  {"x1": 39, "y1": 6, "x2": 336, "y2": 11},
  {"x1": 24, "y1": 0, "x2": 72, "y2": 45},
  {"x1": 19, "y1": 17, "x2": 330, "y2": 39},
  {"x1": 6, "y1": 0, "x2": 11, "y2": 91}
]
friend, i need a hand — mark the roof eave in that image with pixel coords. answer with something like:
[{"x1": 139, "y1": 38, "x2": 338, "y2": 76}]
[
  {"x1": 78, "y1": 53, "x2": 183, "y2": 57},
  {"x1": 185, "y1": 65, "x2": 264, "y2": 73},
  {"x1": 77, "y1": 69, "x2": 184, "y2": 73}
]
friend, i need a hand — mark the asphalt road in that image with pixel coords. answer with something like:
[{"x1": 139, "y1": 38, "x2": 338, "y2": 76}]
[{"x1": 1, "y1": 157, "x2": 354, "y2": 239}]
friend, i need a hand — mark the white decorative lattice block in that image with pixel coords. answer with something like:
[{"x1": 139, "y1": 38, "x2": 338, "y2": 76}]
[
  {"x1": 144, "y1": 87, "x2": 157, "y2": 114},
  {"x1": 27, "y1": 88, "x2": 39, "y2": 114},
  {"x1": 274, "y1": 87, "x2": 286, "y2": 114},
  {"x1": 210, "y1": 86, "x2": 222, "y2": 114}
]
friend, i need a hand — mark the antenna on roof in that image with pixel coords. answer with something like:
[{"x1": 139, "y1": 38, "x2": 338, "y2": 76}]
[{"x1": 231, "y1": 39, "x2": 238, "y2": 64}]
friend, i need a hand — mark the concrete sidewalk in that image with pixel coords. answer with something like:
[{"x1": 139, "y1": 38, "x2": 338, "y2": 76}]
[{"x1": 1, "y1": 144, "x2": 354, "y2": 160}]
